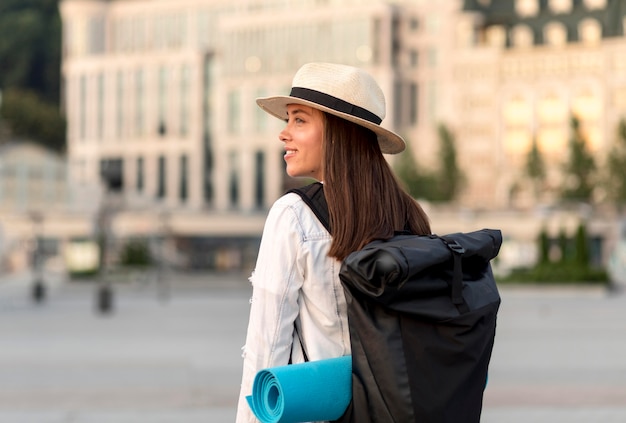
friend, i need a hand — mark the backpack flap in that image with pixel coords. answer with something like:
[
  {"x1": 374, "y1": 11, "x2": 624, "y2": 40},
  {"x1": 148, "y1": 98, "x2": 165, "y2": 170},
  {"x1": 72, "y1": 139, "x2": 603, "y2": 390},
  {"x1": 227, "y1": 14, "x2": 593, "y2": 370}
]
[{"x1": 339, "y1": 228, "x2": 502, "y2": 320}]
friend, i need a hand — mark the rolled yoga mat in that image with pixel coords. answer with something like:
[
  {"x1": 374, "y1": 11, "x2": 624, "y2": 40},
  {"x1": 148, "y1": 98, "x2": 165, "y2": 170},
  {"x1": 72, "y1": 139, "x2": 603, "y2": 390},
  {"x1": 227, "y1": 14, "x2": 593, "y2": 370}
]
[{"x1": 246, "y1": 355, "x2": 352, "y2": 423}]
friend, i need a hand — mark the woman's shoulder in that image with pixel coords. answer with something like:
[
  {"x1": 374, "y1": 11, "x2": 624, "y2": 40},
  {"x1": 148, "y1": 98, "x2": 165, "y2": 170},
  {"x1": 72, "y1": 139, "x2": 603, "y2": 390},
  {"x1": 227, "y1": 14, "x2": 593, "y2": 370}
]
[
  {"x1": 273, "y1": 191, "x2": 306, "y2": 208},
  {"x1": 268, "y1": 192, "x2": 328, "y2": 236}
]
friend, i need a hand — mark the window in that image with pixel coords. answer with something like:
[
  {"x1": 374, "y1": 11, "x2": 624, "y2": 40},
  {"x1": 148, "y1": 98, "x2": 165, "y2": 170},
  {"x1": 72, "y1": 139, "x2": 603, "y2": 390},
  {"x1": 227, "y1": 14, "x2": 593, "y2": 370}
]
[
  {"x1": 99, "y1": 158, "x2": 123, "y2": 192},
  {"x1": 549, "y1": 0, "x2": 572, "y2": 14},
  {"x1": 584, "y1": 0, "x2": 606, "y2": 9},
  {"x1": 180, "y1": 65, "x2": 190, "y2": 136},
  {"x1": 486, "y1": 25, "x2": 507, "y2": 48},
  {"x1": 158, "y1": 66, "x2": 168, "y2": 136},
  {"x1": 511, "y1": 25, "x2": 534, "y2": 48},
  {"x1": 180, "y1": 155, "x2": 188, "y2": 202},
  {"x1": 135, "y1": 68, "x2": 144, "y2": 137},
  {"x1": 544, "y1": 22, "x2": 568, "y2": 46},
  {"x1": 228, "y1": 90, "x2": 240, "y2": 134},
  {"x1": 255, "y1": 88, "x2": 268, "y2": 132},
  {"x1": 427, "y1": 16, "x2": 440, "y2": 34},
  {"x1": 88, "y1": 16, "x2": 106, "y2": 55},
  {"x1": 79, "y1": 75, "x2": 87, "y2": 140},
  {"x1": 254, "y1": 151, "x2": 265, "y2": 209},
  {"x1": 579, "y1": 18, "x2": 602, "y2": 44},
  {"x1": 228, "y1": 151, "x2": 239, "y2": 208},
  {"x1": 428, "y1": 48, "x2": 438, "y2": 67},
  {"x1": 393, "y1": 81, "x2": 403, "y2": 127},
  {"x1": 409, "y1": 83, "x2": 418, "y2": 126},
  {"x1": 516, "y1": 0, "x2": 539, "y2": 17},
  {"x1": 136, "y1": 157, "x2": 144, "y2": 192},
  {"x1": 410, "y1": 50, "x2": 418, "y2": 67},
  {"x1": 96, "y1": 73, "x2": 104, "y2": 140},
  {"x1": 116, "y1": 71, "x2": 124, "y2": 139},
  {"x1": 428, "y1": 81, "x2": 438, "y2": 120},
  {"x1": 157, "y1": 156, "x2": 166, "y2": 198}
]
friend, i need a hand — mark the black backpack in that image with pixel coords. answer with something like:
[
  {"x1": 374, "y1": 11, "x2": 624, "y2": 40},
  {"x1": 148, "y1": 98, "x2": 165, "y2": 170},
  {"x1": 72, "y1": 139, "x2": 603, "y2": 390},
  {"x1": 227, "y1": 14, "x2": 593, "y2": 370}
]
[{"x1": 289, "y1": 183, "x2": 502, "y2": 423}]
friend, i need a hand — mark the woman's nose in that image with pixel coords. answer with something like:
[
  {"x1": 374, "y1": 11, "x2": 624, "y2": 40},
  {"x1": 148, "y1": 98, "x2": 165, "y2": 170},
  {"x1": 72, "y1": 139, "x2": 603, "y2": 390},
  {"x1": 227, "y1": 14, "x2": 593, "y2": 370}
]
[{"x1": 279, "y1": 127, "x2": 289, "y2": 143}]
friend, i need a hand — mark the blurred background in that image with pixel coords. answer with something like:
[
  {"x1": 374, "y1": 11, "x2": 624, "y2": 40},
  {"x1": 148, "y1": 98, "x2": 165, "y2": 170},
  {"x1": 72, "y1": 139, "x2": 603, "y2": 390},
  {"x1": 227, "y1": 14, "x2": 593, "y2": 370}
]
[
  {"x1": 1, "y1": 0, "x2": 626, "y2": 285},
  {"x1": 1, "y1": 0, "x2": 626, "y2": 422}
]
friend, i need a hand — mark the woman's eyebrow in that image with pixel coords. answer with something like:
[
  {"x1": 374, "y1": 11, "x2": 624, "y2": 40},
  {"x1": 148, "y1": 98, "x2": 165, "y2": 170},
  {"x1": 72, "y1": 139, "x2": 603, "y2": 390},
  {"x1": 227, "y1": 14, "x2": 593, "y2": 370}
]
[{"x1": 287, "y1": 108, "x2": 311, "y2": 117}]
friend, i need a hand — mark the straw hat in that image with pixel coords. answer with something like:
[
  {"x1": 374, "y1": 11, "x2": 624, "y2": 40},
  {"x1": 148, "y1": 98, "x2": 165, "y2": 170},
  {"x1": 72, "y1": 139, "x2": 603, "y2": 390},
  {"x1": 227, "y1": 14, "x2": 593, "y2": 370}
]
[{"x1": 256, "y1": 62, "x2": 405, "y2": 154}]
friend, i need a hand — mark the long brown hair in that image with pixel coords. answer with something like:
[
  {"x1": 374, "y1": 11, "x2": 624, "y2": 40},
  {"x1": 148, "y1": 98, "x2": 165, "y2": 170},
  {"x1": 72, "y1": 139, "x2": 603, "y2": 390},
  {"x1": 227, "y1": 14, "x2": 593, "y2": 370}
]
[{"x1": 322, "y1": 112, "x2": 431, "y2": 261}]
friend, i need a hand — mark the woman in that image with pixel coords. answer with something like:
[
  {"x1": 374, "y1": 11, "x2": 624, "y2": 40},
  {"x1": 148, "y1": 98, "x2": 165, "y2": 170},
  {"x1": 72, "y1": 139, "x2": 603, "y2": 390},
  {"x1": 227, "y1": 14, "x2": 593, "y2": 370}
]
[{"x1": 236, "y1": 62, "x2": 431, "y2": 423}]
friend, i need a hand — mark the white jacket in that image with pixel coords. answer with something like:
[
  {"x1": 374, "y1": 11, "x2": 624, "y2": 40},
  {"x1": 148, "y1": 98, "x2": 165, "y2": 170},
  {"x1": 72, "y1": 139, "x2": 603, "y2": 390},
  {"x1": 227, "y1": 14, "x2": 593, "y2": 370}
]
[{"x1": 235, "y1": 192, "x2": 351, "y2": 423}]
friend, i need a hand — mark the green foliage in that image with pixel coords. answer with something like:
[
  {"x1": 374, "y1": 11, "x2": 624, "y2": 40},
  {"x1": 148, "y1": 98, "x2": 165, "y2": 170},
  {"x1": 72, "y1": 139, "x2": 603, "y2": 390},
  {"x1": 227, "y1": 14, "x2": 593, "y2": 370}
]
[
  {"x1": 0, "y1": 1, "x2": 64, "y2": 150},
  {"x1": 503, "y1": 263, "x2": 607, "y2": 284},
  {"x1": 395, "y1": 123, "x2": 463, "y2": 203},
  {"x1": 0, "y1": 0, "x2": 62, "y2": 103},
  {"x1": 0, "y1": 88, "x2": 66, "y2": 151},
  {"x1": 395, "y1": 139, "x2": 429, "y2": 199},
  {"x1": 538, "y1": 228, "x2": 550, "y2": 265},
  {"x1": 504, "y1": 222, "x2": 607, "y2": 284},
  {"x1": 574, "y1": 223, "x2": 590, "y2": 268},
  {"x1": 119, "y1": 239, "x2": 152, "y2": 267},
  {"x1": 435, "y1": 124, "x2": 464, "y2": 201},
  {"x1": 605, "y1": 118, "x2": 626, "y2": 207},
  {"x1": 525, "y1": 137, "x2": 546, "y2": 198},
  {"x1": 560, "y1": 116, "x2": 596, "y2": 203}
]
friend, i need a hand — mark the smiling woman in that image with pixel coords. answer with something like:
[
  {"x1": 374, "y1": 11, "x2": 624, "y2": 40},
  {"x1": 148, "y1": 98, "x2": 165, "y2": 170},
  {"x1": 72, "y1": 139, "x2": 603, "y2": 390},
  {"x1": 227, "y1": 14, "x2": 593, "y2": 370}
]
[
  {"x1": 279, "y1": 105, "x2": 325, "y2": 181},
  {"x1": 236, "y1": 62, "x2": 431, "y2": 423}
]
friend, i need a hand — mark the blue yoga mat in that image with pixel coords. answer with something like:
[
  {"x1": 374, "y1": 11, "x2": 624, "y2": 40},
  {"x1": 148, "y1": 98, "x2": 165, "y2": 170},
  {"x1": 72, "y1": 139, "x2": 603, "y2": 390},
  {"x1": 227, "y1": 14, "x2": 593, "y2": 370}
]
[{"x1": 246, "y1": 355, "x2": 352, "y2": 423}]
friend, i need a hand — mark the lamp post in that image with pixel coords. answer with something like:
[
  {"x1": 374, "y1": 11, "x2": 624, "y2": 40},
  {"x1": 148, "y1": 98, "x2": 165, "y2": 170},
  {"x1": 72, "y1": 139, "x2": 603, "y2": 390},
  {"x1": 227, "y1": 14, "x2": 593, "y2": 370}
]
[
  {"x1": 30, "y1": 211, "x2": 45, "y2": 303},
  {"x1": 95, "y1": 201, "x2": 113, "y2": 314},
  {"x1": 95, "y1": 160, "x2": 121, "y2": 314}
]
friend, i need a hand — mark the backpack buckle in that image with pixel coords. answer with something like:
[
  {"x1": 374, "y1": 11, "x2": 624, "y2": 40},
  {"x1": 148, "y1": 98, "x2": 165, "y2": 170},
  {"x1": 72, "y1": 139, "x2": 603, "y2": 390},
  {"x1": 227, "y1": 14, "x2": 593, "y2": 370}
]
[{"x1": 445, "y1": 240, "x2": 466, "y2": 255}]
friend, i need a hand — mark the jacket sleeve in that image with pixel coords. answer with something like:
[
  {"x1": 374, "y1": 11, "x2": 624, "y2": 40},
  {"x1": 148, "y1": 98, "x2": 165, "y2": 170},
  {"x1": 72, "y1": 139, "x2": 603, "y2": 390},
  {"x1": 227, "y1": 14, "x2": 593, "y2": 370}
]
[{"x1": 236, "y1": 200, "x2": 305, "y2": 423}]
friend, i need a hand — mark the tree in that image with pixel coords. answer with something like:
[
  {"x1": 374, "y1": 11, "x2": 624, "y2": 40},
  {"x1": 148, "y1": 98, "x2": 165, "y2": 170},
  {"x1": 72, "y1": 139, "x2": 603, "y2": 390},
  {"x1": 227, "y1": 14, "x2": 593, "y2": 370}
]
[
  {"x1": 574, "y1": 223, "x2": 590, "y2": 269},
  {"x1": 434, "y1": 123, "x2": 463, "y2": 202},
  {"x1": 0, "y1": 88, "x2": 66, "y2": 152},
  {"x1": 525, "y1": 136, "x2": 546, "y2": 199},
  {"x1": 560, "y1": 116, "x2": 596, "y2": 203},
  {"x1": 0, "y1": 1, "x2": 65, "y2": 150},
  {"x1": 395, "y1": 124, "x2": 463, "y2": 203},
  {"x1": 538, "y1": 227, "x2": 550, "y2": 265},
  {"x1": 0, "y1": 0, "x2": 62, "y2": 103},
  {"x1": 605, "y1": 118, "x2": 626, "y2": 208},
  {"x1": 394, "y1": 137, "x2": 435, "y2": 200}
]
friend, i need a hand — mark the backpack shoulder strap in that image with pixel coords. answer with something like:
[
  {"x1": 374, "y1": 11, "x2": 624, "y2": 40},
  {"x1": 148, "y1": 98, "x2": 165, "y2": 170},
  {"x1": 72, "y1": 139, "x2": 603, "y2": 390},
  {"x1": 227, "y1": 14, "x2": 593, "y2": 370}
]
[{"x1": 287, "y1": 182, "x2": 331, "y2": 234}]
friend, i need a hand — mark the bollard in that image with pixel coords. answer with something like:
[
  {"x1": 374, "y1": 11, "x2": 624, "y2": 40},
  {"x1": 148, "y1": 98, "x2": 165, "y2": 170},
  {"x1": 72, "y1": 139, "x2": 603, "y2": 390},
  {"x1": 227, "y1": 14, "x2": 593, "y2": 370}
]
[
  {"x1": 32, "y1": 279, "x2": 46, "y2": 303},
  {"x1": 96, "y1": 284, "x2": 114, "y2": 314}
]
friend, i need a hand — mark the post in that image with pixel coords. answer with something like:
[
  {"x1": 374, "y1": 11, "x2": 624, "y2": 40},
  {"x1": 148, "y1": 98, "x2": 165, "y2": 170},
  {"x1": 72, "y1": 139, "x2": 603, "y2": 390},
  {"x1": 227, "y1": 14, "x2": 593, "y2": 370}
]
[
  {"x1": 95, "y1": 198, "x2": 114, "y2": 314},
  {"x1": 30, "y1": 211, "x2": 46, "y2": 303}
]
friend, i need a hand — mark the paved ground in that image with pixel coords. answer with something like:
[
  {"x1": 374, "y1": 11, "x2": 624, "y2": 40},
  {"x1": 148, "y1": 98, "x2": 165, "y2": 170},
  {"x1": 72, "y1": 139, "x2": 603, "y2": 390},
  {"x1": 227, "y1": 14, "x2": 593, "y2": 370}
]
[{"x1": 0, "y1": 270, "x2": 625, "y2": 422}]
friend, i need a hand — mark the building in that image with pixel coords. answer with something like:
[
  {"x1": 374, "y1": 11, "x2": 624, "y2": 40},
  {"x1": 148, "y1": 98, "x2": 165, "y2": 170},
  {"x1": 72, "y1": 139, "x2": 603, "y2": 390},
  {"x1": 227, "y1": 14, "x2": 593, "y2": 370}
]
[
  {"x1": 57, "y1": 0, "x2": 626, "y2": 271},
  {"x1": 58, "y1": 0, "x2": 422, "y2": 270},
  {"x1": 456, "y1": 0, "x2": 626, "y2": 208},
  {"x1": 0, "y1": 141, "x2": 93, "y2": 273}
]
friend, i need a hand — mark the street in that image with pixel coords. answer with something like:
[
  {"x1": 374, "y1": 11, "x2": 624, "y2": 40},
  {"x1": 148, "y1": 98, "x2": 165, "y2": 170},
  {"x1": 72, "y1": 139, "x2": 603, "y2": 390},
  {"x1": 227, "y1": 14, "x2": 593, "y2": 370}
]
[{"x1": 0, "y1": 271, "x2": 625, "y2": 422}]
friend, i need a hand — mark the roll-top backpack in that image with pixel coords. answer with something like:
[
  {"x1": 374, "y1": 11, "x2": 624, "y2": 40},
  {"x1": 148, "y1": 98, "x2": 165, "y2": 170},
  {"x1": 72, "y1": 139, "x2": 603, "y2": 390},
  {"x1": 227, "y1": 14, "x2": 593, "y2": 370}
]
[{"x1": 288, "y1": 182, "x2": 502, "y2": 423}]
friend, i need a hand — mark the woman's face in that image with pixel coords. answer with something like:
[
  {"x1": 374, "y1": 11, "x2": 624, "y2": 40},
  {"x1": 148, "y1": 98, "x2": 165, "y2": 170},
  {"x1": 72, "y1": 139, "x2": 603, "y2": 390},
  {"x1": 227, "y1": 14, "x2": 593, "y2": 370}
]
[{"x1": 279, "y1": 104, "x2": 325, "y2": 181}]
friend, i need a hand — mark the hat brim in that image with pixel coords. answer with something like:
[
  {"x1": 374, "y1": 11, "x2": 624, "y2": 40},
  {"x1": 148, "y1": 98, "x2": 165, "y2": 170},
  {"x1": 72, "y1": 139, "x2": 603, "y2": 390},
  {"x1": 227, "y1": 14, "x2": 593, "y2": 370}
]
[{"x1": 256, "y1": 96, "x2": 406, "y2": 155}]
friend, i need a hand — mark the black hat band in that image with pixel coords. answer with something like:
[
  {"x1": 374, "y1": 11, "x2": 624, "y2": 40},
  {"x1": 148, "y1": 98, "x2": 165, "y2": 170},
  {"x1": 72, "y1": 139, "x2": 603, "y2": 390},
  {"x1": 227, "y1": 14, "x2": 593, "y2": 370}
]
[{"x1": 290, "y1": 87, "x2": 382, "y2": 125}]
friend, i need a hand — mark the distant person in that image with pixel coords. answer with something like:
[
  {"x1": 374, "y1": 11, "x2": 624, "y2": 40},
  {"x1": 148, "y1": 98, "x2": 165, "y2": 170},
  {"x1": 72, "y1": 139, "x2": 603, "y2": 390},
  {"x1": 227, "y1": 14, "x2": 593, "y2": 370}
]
[{"x1": 236, "y1": 62, "x2": 431, "y2": 422}]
